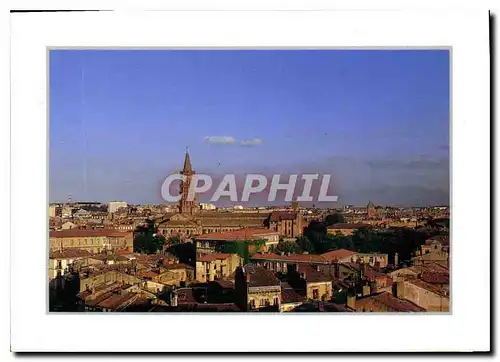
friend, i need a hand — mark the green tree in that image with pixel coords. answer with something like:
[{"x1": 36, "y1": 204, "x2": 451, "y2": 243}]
[
  {"x1": 167, "y1": 236, "x2": 181, "y2": 246},
  {"x1": 271, "y1": 240, "x2": 302, "y2": 254},
  {"x1": 296, "y1": 236, "x2": 315, "y2": 253},
  {"x1": 133, "y1": 219, "x2": 165, "y2": 254},
  {"x1": 133, "y1": 234, "x2": 147, "y2": 253},
  {"x1": 324, "y1": 213, "x2": 346, "y2": 226}
]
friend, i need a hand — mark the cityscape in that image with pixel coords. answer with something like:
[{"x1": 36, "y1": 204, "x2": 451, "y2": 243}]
[{"x1": 49, "y1": 49, "x2": 450, "y2": 313}]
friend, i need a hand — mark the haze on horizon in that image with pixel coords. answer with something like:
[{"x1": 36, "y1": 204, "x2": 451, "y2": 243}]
[{"x1": 49, "y1": 49, "x2": 450, "y2": 207}]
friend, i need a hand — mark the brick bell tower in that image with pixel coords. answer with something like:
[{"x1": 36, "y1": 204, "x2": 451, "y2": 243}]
[{"x1": 179, "y1": 148, "x2": 197, "y2": 215}]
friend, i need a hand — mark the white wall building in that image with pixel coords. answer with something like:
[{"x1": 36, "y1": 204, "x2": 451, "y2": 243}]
[{"x1": 108, "y1": 201, "x2": 128, "y2": 213}]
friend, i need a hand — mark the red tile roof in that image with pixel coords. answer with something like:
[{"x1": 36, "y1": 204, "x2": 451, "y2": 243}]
[
  {"x1": 251, "y1": 252, "x2": 326, "y2": 263},
  {"x1": 244, "y1": 264, "x2": 280, "y2": 287},
  {"x1": 49, "y1": 229, "x2": 131, "y2": 238},
  {"x1": 97, "y1": 292, "x2": 138, "y2": 310},
  {"x1": 298, "y1": 264, "x2": 332, "y2": 283},
  {"x1": 369, "y1": 292, "x2": 425, "y2": 312},
  {"x1": 49, "y1": 248, "x2": 93, "y2": 259},
  {"x1": 281, "y1": 283, "x2": 307, "y2": 304},
  {"x1": 355, "y1": 292, "x2": 425, "y2": 312},
  {"x1": 161, "y1": 263, "x2": 193, "y2": 271},
  {"x1": 420, "y1": 271, "x2": 449, "y2": 284},
  {"x1": 198, "y1": 253, "x2": 233, "y2": 262},
  {"x1": 321, "y1": 249, "x2": 356, "y2": 261},
  {"x1": 139, "y1": 271, "x2": 159, "y2": 279},
  {"x1": 196, "y1": 228, "x2": 278, "y2": 241}
]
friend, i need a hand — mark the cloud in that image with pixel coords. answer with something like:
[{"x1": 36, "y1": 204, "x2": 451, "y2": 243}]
[
  {"x1": 203, "y1": 136, "x2": 263, "y2": 147},
  {"x1": 204, "y1": 136, "x2": 236, "y2": 145},
  {"x1": 240, "y1": 138, "x2": 262, "y2": 147}
]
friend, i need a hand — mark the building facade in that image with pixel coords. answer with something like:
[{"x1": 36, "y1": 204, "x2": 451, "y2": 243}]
[
  {"x1": 49, "y1": 229, "x2": 133, "y2": 253},
  {"x1": 108, "y1": 201, "x2": 128, "y2": 214},
  {"x1": 267, "y1": 211, "x2": 304, "y2": 238}
]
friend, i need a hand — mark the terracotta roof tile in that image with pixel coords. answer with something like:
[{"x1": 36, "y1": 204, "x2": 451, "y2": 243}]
[
  {"x1": 251, "y1": 252, "x2": 326, "y2": 263},
  {"x1": 321, "y1": 249, "x2": 356, "y2": 261},
  {"x1": 198, "y1": 253, "x2": 233, "y2": 262},
  {"x1": 356, "y1": 292, "x2": 425, "y2": 312},
  {"x1": 244, "y1": 264, "x2": 280, "y2": 287}
]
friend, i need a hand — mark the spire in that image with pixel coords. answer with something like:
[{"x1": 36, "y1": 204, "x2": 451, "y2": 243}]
[{"x1": 182, "y1": 148, "x2": 192, "y2": 174}]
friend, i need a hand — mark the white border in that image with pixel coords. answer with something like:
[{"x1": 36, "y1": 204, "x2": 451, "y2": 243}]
[{"x1": 10, "y1": 9, "x2": 490, "y2": 352}]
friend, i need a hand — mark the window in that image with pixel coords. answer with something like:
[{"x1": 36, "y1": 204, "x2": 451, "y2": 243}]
[
  {"x1": 261, "y1": 299, "x2": 267, "y2": 307},
  {"x1": 249, "y1": 299, "x2": 255, "y2": 309},
  {"x1": 273, "y1": 297, "x2": 279, "y2": 306},
  {"x1": 313, "y1": 289, "x2": 319, "y2": 300}
]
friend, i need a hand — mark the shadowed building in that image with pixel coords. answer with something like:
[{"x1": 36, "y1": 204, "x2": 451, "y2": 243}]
[{"x1": 235, "y1": 264, "x2": 281, "y2": 311}]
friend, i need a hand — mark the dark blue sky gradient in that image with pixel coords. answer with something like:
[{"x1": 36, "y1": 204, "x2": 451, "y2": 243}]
[{"x1": 49, "y1": 50, "x2": 450, "y2": 206}]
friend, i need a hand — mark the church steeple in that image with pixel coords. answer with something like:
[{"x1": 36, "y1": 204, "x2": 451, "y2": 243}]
[
  {"x1": 179, "y1": 149, "x2": 197, "y2": 215},
  {"x1": 182, "y1": 148, "x2": 193, "y2": 175}
]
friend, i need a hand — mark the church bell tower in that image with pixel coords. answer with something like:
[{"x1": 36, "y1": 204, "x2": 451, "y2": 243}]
[{"x1": 179, "y1": 149, "x2": 197, "y2": 215}]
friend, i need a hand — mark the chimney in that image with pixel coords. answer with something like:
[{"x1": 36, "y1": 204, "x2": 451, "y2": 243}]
[
  {"x1": 246, "y1": 274, "x2": 251, "y2": 283},
  {"x1": 281, "y1": 252, "x2": 285, "y2": 256},
  {"x1": 394, "y1": 252, "x2": 399, "y2": 266}
]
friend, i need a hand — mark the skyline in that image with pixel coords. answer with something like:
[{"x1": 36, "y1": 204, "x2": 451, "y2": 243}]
[{"x1": 49, "y1": 49, "x2": 450, "y2": 207}]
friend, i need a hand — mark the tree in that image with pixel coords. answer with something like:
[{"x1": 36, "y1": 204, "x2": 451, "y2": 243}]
[
  {"x1": 324, "y1": 213, "x2": 346, "y2": 226},
  {"x1": 133, "y1": 234, "x2": 147, "y2": 253},
  {"x1": 296, "y1": 236, "x2": 315, "y2": 253},
  {"x1": 133, "y1": 219, "x2": 165, "y2": 254},
  {"x1": 271, "y1": 240, "x2": 302, "y2": 254},
  {"x1": 167, "y1": 236, "x2": 181, "y2": 246}
]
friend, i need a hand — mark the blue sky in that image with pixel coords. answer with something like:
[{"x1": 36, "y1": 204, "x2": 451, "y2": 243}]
[{"x1": 49, "y1": 50, "x2": 450, "y2": 207}]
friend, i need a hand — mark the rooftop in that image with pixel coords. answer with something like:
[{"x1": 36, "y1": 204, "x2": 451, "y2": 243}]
[
  {"x1": 251, "y1": 252, "x2": 326, "y2": 264},
  {"x1": 244, "y1": 264, "x2": 280, "y2": 288},
  {"x1": 97, "y1": 292, "x2": 138, "y2": 310},
  {"x1": 49, "y1": 229, "x2": 131, "y2": 238},
  {"x1": 321, "y1": 249, "x2": 356, "y2": 261},
  {"x1": 196, "y1": 228, "x2": 278, "y2": 241},
  {"x1": 298, "y1": 264, "x2": 332, "y2": 283},
  {"x1": 49, "y1": 248, "x2": 93, "y2": 259},
  {"x1": 356, "y1": 292, "x2": 425, "y2": 312},
  {"x1": 198, "y1": 253, "x2": 233, "y2": 262}
]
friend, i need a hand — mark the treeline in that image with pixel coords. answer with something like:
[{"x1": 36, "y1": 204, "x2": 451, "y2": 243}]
[
  {"x1": 133, "y1": 219, "x2": 167, "y2": 254},
  {"x1": 270, "y1": 214, "x2": 447, "y2": 263}
]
